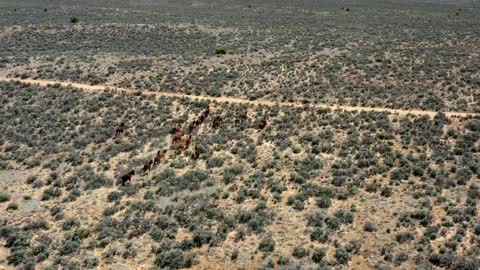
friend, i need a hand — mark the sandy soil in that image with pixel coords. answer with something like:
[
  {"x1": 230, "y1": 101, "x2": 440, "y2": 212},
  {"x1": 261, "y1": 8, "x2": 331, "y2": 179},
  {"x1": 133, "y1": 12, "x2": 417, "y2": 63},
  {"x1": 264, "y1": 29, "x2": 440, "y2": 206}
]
[{"x1": 1, "y1": 77, "x2": 478, "y2": 118}]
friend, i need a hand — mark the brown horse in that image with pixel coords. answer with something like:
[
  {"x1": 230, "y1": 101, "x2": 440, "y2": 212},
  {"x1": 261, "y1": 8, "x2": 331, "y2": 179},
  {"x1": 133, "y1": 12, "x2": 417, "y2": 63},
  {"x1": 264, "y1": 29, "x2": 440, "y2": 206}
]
[
  {"x1": 171, "y1": 124, "x2": 181, "y2": 134},
  {"x1": 212, "y1": 117, "x2": 222, "y2": 128},
  {"x1": 188, "y1": 122, "x2": 197, "y2": 132},
  {"x1": 114, "y1": 123, "x2": 125, "y2": 137},
  {"x1": 121, "y1": 170, "x2": 135, "y2": 186},
  {"x1": 172, "y1": 131, "x2": 185, "y2": 144},
  {"x1": 235, "y1": 110, "x2": 248, "y2": 126},
  {"x1": 185, "y1": 135, "x2": 192, "y2": 147},
  {"x1": 203, "y1": 105, "x2": 210, "y2": 118},
  {"x1": 258, "y1": 118, "x2": 267, "y2": 130},
  {"x1": 241, "y1": 110, "x2": 248, "y2": 120},
  {"x1": 142, "y1": 160, "x2": 153, "y2": 174},
  {"x1": 153, "y1": 150, "x2": 167, "y2": 166},
  {"x1": 193, "y1": 146, "x2": 201, "y2": 159},
  {"x1": 177, "y1": 140, "x2": 187, "y2": 152}
]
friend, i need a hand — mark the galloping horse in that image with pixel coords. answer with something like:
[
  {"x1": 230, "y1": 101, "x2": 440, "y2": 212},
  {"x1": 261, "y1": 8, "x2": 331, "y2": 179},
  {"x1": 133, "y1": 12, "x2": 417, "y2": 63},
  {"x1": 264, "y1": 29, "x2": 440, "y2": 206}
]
[
  {"x1": 172, "y1": 131, "x2": 185, "y2": 144},
  {"x1": 114, "y1": 123, "x2": 126, "y2": 137},
  {"x1": 235, "y1": 110, "x2": 248, "y2": 126},
  {"x1": 258, "y1": 118, "x2": 267, "y2": 130},
  {"x1": 188, "y1": 121, "x2": 197, "y2": 132},
  {"x1": 171, "y1": 124, "x2": 181, "y2": 134},
  {"x1": 142, "y1": 160, "x2": 153, "y2": 174},
  {"x1": 212, "y1": 117, "x2": 222, "y2": 128},
  {"x1": 121, "y1": 170, "x2": 135, "y2": 186},
  {"x1": 153, "y1": 150, "x2": 167, "y2": 166},
  {"x1": 193, "y1": 146, "x2": 201, "y2": 159},
  {"x1": 185, "y1": 135, "x2": 192, "y2": 147}
]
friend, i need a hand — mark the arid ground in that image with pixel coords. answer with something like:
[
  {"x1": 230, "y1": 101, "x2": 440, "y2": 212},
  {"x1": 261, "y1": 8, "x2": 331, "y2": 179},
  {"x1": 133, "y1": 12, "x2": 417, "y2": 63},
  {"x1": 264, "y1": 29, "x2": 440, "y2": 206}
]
[{"x1": 0, "y1": 0, "x2": 479, "y2": 269}]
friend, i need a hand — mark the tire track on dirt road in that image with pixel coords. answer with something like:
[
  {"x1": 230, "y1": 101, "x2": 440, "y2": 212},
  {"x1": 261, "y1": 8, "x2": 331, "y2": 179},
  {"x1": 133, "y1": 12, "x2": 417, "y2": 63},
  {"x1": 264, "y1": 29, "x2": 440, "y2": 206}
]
[{"x1": 1, "y1": 77, "x2": 478, "y2": 118}]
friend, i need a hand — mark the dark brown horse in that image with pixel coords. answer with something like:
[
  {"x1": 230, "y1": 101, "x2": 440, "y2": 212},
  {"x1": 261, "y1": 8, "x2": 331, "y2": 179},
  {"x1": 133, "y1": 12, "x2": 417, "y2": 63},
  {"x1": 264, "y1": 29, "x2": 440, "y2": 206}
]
[
  {"x1": 241, "y1": 110, "x2": 248, "y2": 120},
  {"x1": 203, "y1": 105, "x2": 210, "y2": 118},
  {"x1": 142, "y1": 160, "x2": 153, "y2": 174},
  {"x1": 114, "y1": 123, "x2": 125, "y2": 137},
  {"x1": 172, "y1": 131, "x2": 185, "y2": 144},
  {"x1": 153, "y1": 150, "x2": 167, "y2": 166},
  {"x1": 235, "y1": 111, "x2": 248, "y2": 126},
  {"x1": 212, "y1": 117, "x2": 222, "y2": 128},
  {"x1": 171, "y1": 124, "x2": 181, "y2": 134},
  {"x1": 185, "y1": 135, "x2": 192, "y2": 148},
  {"x1": 177, "y1": 140, "x2": 187, "y2": 151},
  {"x1": 258, "y1": 118, "x2": 267, "y2": 130},
  {"x1": 193, "y1": 146, "x2": 201, "y2": 159},
  {"x1": 121, "y1": 170, "x2": 135, "y2": 186},
  {"x1": 188, "y1": 122, "x2": 197, "y2": 132}
]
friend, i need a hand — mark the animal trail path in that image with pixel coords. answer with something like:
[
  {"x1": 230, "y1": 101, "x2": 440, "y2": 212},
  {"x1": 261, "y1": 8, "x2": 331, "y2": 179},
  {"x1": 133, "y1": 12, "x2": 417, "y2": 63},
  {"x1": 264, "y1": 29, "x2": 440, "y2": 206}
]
[{"x1": 1, "y1": 77, "x2": 479, "y2": 118}]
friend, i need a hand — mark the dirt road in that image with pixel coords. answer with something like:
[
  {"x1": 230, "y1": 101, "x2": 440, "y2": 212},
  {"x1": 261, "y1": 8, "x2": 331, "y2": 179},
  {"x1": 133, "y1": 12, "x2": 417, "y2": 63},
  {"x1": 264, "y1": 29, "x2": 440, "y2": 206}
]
[{"x1": 1, "y1": 77, "x2": 478, "y2": 118}]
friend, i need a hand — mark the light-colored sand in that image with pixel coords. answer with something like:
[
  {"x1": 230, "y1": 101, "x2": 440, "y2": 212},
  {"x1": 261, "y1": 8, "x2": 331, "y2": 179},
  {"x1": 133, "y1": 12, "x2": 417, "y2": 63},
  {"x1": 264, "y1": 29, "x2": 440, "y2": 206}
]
[{"x1": 1, "y1": 77, "x2": 478, "y2": 118}]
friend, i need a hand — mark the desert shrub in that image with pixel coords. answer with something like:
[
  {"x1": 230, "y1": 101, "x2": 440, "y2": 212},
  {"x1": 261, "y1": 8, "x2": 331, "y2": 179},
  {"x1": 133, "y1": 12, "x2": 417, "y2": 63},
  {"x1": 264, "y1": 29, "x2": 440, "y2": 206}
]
[
  {"x1": 154, "y1": 248, "x2": 195, "y2": 269},
  {"x1": 0, "y1": 192, "x2": 11, "y2": 202},
  {"x1": 61, "y1": 237, "x2": 81, "y2": 255},
  {"x1": 82, "y1": 255, "x2": 99, "y2": 268},
  {"x1": 215, "y1": 48, "x2": 227, "y2": 55},
  {"x1": 122, "y1": 242, "x2": 137, "y2": 259},
  {"x1": 107, "y1": 191, "x2": 122, "y2": 202},
  {"x1": 62, "y1": 217, "x2": 80, "y2": 231},
  {"x1": 6, "y1": 203, "x2": 18, "y2": 211},
  {"x1": 363, "y1": 221, "x2": 377, "y2": 232},
  {"x1": 334, "y1": 209, "x2": 354, "y2": 224},
  {"x1": 24, "y1": 219, "x2": 49, "y2": 231},
  {"x1": 428, "y1": 250, "x2": 456, "y2": 268},
  {"x1": 292, "y1": 246, "x2": 308, "y2": 258},
  {"x1": 222, "y1": 165, "x2": 244, "y2": 184},
  {"x1": 231, "y1": 249, "x2": 239, "y2": 260},
  {"x1": 312, "y1": 248, "x2": 327, "y2": 263},
  {"x1": 316, "y1": 196, "x2": 331, "y2": 208},
  {"x1": 410, "y1": 209, "x2": 432, "y2": 226},
  {"x1": 335, "y1": 246, "x2": 350, "y2": 264},
  {"x1": 76, "y1": 166, "x2": 113, "y2": 190},
  {"x1": 258, "y1": 235, "x2": 275, "y2": 253},
  {"x1": 394, "y1": 252, "x2": 409, "y2": 266},
  {"x1": 70, "y1": 16, "x2": 79, "y2": 23},
  {"x1": 26, "y1": 175, "x2": 37, "y2": 184},
  {"x1": 310, "y1": 227, "x2": 328, "y2": 243},
  {"x1": 381, "y1": 186, "x2": 393, "y2": 197},
  {"x1": 207, "y1": 157, "x2": 224, "y2": 168},
  {"x1": 395, "y1": 231, "x2": 414, "y2": 244},
  {"x1": 192, "y1": 229, "x2": 215, "y2": 247},
  {"x1": 41, "y1": 187, "x2": 62, "y2": 200},
  {"x1": 278, "y1": 255, "x2": 290, "y2": 265}
]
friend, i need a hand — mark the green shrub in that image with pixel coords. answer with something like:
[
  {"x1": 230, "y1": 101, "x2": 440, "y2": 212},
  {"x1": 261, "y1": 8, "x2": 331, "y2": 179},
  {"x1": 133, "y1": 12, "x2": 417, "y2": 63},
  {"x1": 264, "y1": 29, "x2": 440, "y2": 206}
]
[
  {"x1": 395, "y1": 231, "x2": 414, "y2": 244},
  {"x1": 0, "y1": 192, "x2": 11, "y2": 203},
  {"x1": 6, "y1": 202, "x2": 18, "y2": 211},
  {"x1": 215, "y1": 48, "x2": 227, "y2": 55},
  {"x1": 335, "y1": 246, "x2": 350, "y2": 264},
  {"x1": 292, "y1": 246, "x2": 308, "y2": 258},
  {"x1": 312, "y1": 248, "x2": 327, "y2": 263},
  {"x1": 231, "y1": 249, "x2": 239, "y2": 260},
  {"x1": 70, "y1": 17, "x2": 79, "y2": 23},
  {"x1": 363, "y1": 221, "x2": 377, "y2": 232},
  {"x1": 258, "y1": 235, "x2": 275, "y2": 252}
]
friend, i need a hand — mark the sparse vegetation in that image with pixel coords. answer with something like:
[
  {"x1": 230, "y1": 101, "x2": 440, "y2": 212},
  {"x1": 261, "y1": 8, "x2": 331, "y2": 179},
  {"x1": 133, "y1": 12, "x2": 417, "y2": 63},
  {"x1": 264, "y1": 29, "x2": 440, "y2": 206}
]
[{"x1": 0, "y1": 1, "x2": 479, "y2": 269}]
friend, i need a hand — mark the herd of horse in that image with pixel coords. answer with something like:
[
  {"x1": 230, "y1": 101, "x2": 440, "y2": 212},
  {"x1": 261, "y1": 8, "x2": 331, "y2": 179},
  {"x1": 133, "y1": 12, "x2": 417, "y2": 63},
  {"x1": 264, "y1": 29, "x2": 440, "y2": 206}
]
[{"x1": 119, "y1": 105, "x2": 268, "y2": 186}]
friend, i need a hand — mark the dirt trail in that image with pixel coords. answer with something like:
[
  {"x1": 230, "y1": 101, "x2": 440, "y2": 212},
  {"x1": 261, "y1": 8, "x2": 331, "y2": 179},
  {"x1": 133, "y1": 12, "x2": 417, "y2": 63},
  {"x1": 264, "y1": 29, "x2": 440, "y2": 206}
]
[{"x1": 1, "y1": 77, "x2": 479, "y2": 118}]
